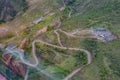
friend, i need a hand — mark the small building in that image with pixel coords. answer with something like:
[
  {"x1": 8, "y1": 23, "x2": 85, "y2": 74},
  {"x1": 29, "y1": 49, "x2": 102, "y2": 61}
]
[
  {"x1": 33, "y1": 16, "x2": 45, "y2": 24},
  {"x1": 92, "y1": 28, "x2": 117, "y2": 41}
]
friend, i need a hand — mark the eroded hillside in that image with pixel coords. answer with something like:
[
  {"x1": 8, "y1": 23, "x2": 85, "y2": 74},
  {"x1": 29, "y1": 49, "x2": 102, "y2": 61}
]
[{"x1": 0, "y1": 0, "x2": 28, "y2": 22}]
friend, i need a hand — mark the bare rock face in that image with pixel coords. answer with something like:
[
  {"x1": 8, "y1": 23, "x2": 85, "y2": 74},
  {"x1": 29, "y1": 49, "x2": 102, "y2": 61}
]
[
  {"x1": 0, "y1": 0, "x2": 16, "y2": 22},
  {"x1": 0, "y1": 0, "x2": 28, "y2": 22}
]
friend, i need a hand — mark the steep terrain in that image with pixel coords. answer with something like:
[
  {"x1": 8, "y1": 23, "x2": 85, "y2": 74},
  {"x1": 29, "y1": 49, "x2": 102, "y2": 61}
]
[
  {"x1": 0, "y1": 0, "x2": 28, "y2": 22},
  {"x1": 0, "y1": 0, "x2": 120, "y2": 80}
]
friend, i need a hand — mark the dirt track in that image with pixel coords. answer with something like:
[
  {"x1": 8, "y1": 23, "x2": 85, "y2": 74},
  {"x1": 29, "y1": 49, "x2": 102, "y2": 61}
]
[
  {"x1": 32, "y1": 39, "x2": 92, "y2": 80},
  {"x1": 54, "y1": 29, "x2": 64, "y2": 47}
]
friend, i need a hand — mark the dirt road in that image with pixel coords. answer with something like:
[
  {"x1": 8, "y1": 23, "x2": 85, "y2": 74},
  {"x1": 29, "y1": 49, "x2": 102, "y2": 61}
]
[
  {"x1": 32, "y1": 39, "x2": 92, "y2": 80},
  {"x1": 59, "y1": 29, "x2": 77, "y2": 37},
  {"x1": 33, "y1": 40, "x2": 92, "y2": 65},
  {"x1": 54, "y1": 30, "x2": 63, "y2": 47},
  {"x1": 64, "y1": 65, "x2": 86, "y2": 80}
]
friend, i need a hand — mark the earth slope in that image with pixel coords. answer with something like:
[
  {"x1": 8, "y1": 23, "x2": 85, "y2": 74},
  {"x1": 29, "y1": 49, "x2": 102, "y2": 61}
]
[{"x1": 0, "y1": 0, "x2": 27, "y2": 22}]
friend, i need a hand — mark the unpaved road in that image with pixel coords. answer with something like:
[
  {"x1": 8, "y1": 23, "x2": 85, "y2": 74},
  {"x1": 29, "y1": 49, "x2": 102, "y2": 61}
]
[
  {"x1": 54, "y1": 29, "x2": 64, "y2": 47},
  {"x1": 32, "y1": 39, "x2": 92, "y2": 80},
  {"x1": 33, "y1": 28, "x2": 93, "y2": 80},
  {"x1": 64, "y1": 65, "x2": 86, "y2": 80},
  {"x1": 5, "y1": 41, "x2": 39, "y2": 67},
  {"x1": 5, "y1": 34, "x2": 92, "y2": 80},
  {"x1": 33, "y1": 39, "x2": 92, "y2": 64},
  {"x1": 59, "y1": 29, "x2": 77, "y2": 37}
]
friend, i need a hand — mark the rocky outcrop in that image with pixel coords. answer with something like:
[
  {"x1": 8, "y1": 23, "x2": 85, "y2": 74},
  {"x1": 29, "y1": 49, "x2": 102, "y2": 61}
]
[
  {"x1": 2, "y1": 54, "x2": 27, "y2": 78},
  {"x1": 0, "y1": 0, "x2": 28, "y2": 22}
]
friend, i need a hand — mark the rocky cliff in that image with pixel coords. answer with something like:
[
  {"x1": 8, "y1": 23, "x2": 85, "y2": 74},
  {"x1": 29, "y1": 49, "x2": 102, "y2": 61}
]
[{"x1": 0, "y1": 0, "x2": 28, "y2": 22}]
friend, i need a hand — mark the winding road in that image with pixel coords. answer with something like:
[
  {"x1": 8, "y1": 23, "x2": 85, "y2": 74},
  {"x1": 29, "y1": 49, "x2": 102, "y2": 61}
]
[
  {"x1": 4, "y1": 21, "x2": 93, "y2": 80},
  {"x1": 54, "y1": 30, "x2": 64, "y2": 47},
  {"x1": 4, "y1": 37, "x2": 92, "y2": 80},
  {"x1": 59, "y1": 29, "x2": 77, "y2": 37},
  {"x1": 5, "y1": 42, "x2": 39, "y2": 67},
  {"x1": 32, "y1": 39, "x2": 92, "y2": 80}
]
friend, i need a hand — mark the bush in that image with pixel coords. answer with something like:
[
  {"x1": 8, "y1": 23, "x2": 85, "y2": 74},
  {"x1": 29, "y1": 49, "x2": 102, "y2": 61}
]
[
  {"x1": 82, "y1": 39, "x2": 98, "y2": 53},
  {"x1": 75, "y1": 51, "x2": 87, "y2": 65}
]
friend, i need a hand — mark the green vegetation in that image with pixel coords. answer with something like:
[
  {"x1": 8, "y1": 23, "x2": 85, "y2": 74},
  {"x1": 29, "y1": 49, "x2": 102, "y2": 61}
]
[
  {"x1": 0, "y1": 32, "x2": 15, "y2": 43},
  {"x1": 60, "y1": 56, "x2": 77, "y2": 71},
  {"x1": 12, "y1": 0, "x2": 28, "y2": 12},
  {"x1": 81, "y1": 39, "x2": 98, "y2": 58},
  {"x1": 57, "y1": 0, "x2": 120, "y2": 79},
  {"x1": 28, "y1": 69, "x2": 42, "y2": 80},
  {"x1": 47, "y1": 26, "x2": 55, "y2": 31},
  {"x1": 61, "y1": 0, "x2": 120, "y2": 33},
  {"x1": 99, "y1": 67, "x2": 108, "y2": 80},
  {"x1": 0, "y1": 20, "x2": 5, "y2": 24},
  {"x1": 102, "y1": 40, "x2": 120, "y2": 77},
  {"x1": 75, "y1": 51, "x2": 87, "y2": 65},
  {"x1": 0, "y1": 0, "x2": 120, "y2": 80}
]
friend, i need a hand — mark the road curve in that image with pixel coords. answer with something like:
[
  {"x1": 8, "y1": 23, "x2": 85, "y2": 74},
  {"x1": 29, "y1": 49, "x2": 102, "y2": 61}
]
[
  {"x1": 59, "y1": 29, "x2": 77, "y2": 37},
  {"x1": 5, "y1": 41, "x2": 39, "y2": 67},
  {"x1": 5, "y1": 39, "x2": 92, "y2": 80},
  {"x1": 64, "y1": 65, "x2": 86, "y2": 80},
  {"x1": 33, "y1": 40, "x2": 92, "y2": 80},
  {"x1": 33, "y1": 40, "x2": 92, "y2": 65},
  {"x1": 54, "y1": 30, "x2": 64, "y2": 47}
]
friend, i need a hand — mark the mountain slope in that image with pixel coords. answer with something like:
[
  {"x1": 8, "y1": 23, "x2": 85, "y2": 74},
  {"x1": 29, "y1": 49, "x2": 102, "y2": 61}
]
[
  {"x1": 0, "y1": 0, "x2": 28, "y2": 22},
  {"x1": 0, "y1": 0, "x2": 120, "y2": 80},
  {"x1": 61, "y1": 0, "x2": 120, "y2": 35}
]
